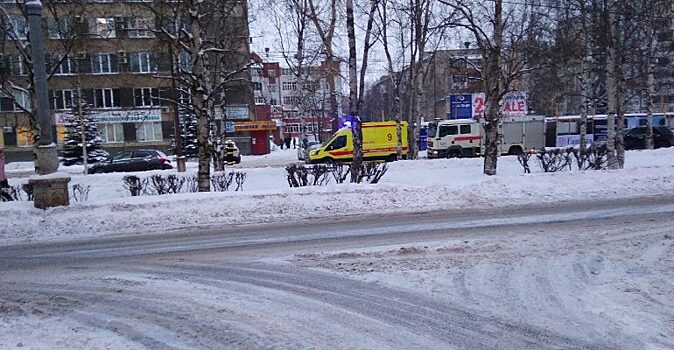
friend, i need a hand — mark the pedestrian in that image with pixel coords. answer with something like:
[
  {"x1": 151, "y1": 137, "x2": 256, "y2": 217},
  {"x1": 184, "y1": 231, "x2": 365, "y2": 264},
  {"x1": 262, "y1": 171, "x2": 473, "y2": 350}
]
[
  {"x1": 279, "y1": 138, "x2": 284, "y2": 149},
  {"x1": 0, "y1": 149, "x2": 11, "y2": 201},
  {"x1": 285, "y1": 136, "x2": 291, "y2": 149},
  {"x1": 292, "y1": 137, "x2": 296, "y2": 149}
]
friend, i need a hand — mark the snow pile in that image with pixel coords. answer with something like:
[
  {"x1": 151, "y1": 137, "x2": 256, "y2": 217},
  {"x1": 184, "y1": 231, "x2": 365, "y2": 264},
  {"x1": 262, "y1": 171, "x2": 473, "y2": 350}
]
[{"x1": 1, "y1": 148, "x2": 673, "y2": 244}]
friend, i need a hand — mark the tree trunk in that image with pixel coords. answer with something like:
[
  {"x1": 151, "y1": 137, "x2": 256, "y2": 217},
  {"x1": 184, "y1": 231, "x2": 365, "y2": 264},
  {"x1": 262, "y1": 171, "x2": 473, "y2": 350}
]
[
  {"x1": 191, "y1": 6, "x2": 211, "y2": 191},
  {"x1": 616, "y1": 62, "x2": 625, "y2": 168},
  {"x1": 645, "y1": 35, "x2": 656, "y2": 150},
  {"x1": 483, "y1": 0, "x2": 503, "y2": 176},
  {"x1": 605, "y1": 3, "x2": 618, "y2": 170},
  {"x1": 346, "y1": 0, "x2": 362, "y2": 183},
  {"x1": 579, "y1": 3, "x2": 591, "y2": 154}
]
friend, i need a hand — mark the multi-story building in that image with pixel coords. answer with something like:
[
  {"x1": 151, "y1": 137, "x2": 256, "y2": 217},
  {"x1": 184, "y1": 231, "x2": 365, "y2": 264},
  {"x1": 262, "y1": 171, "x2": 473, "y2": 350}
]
[
  {"x1": 363, "y1": 48, "x2": 485, "y2": 122},
  {"x1": 0, "y1": 0, "x2": 255, "y2": 162},
  {"x1": 279, "y1": 59, "x2": 342, "y2": 142},
  {"x1": 249, "y1": 53, "x2": 341, "y2": 143}
]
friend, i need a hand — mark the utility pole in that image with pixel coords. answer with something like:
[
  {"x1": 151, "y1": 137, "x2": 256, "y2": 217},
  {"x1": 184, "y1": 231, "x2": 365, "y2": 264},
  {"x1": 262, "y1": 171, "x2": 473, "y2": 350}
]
[
  {"x1": 76, "y1": 58, "x2": 88, "y2": 175},
  {"x1": 28, "y1": 0, "x2": 59, "y2": 174},
  {"x1": 26, "y1": 0, "x2": 70, "y2": 208}
]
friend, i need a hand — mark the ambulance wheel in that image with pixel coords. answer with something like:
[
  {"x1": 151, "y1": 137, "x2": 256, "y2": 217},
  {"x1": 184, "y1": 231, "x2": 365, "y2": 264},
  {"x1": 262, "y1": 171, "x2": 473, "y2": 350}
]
[
  {"x1": 386, "y1": 155, "x2": 398, "y2": 162},
  {"x1": 448, "y1": 150, "x2": 462, "y2": 158}
]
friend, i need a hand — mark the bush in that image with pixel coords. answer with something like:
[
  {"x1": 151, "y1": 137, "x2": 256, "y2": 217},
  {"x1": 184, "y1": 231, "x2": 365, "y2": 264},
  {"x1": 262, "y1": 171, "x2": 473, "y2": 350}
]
[
  {"x1": 286, "y1": 161, "x2": 389, "y2": 187},
  {"x1": 123, "y1": 172, "x2": 245, "y2": 196},
  {"x1": 71, "y1": 184, "x2": 91, "y2": 202},
  {"x1": 123, "y1": 175, "x2": 147, "y2": 196},
  {"x1": 519, "y1": 145, "x2": 609, "y2": 174}
]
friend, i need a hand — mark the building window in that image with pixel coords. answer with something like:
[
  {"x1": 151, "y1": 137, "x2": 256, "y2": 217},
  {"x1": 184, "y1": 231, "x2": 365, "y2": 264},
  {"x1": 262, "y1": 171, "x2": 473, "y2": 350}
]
[
  {"x1": 6, "y1": 17, "x2": 27, "y2": 41},
  {"x1": 282, "y1": 82, "x2": 298, "y2": 91},
  {"x1": 48, "y1": 18, "x2": 73, "y2": 39},
  {"x1": 8, "y1": 54, "x2": 27, "y2": 76},
  {"x1": 94, "y1": 88, "x2": 120, "y2": 108},
  {"x1": 254, "y1": 96, "x2": 265, "y2": 104},
  {"x1": 89, "y1": 17, "x2": 116, "y2": 38},
  {"x1": 136, "y1": 122, "x2": 162, "y2": 141},
  {"x1": 268, "y1": 69, "x2": 276, "y2": 78},
  {"x1": 270, "y1": 98, "x2": 277, "y2": 105},
  {"x1": 283, "y1": 96, "x2": 300, "y2": 105},
  {"x1": 91, "y1": 53, "x2": 118, "y2": 74},
  {"x1": 178, "y1": 52, "x2": 192, "y2": 72},
  {"x1": 99, "y1": 123, "x2": 124, "y2": 143},
  {"x1": 269, "y1": 84, "x2": 277, "y2": 93},
  {"x1": 51, "y1": 55, "x2": 76, "y2": 75},
  {"x1": 130, "y1": 52, "x2": 158, "y2": 73},
  {"x1": 16, "y1": 127, "x2": 33, "y2": 147},
  {"x1": 134, "y1": 87, "x2": 159, "y2": 107},
  {"x1": 13, "y1": 89, "x2": 31, "y2": 111},
  {"x1": 49, "y1": 90, "x2": 75, "y2": 111},
  {"x1": 127, "y1": 17, "x2": 154, "y2": 38},
  {"x1": 281, "y1": 68, "x2": 292, "y2": 76},
  {"x1": 253, "y1": 82, "x2": 262, "y2": 91}
]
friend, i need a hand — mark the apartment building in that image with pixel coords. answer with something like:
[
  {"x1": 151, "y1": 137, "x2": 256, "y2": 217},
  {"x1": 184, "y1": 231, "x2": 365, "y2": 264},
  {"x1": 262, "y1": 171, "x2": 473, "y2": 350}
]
[
  {"x1": 250, "y1": 53, "x2": 341, "y2": 143},
  {"x1": 0, "y1": 0, "x2": 254, "y2": 162}
]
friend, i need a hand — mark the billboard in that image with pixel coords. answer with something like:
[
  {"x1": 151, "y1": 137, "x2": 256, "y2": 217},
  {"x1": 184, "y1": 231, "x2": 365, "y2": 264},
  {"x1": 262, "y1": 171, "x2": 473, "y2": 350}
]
[
  {"x1": 450, "y1": 91, "x2": 528, "y2": 119},
  {"x1": 54, "y1": 109, "x2": 161, "y2": 125},
  {"x1": 447, "y1": 94, "x2": 473, "y2": 119}
]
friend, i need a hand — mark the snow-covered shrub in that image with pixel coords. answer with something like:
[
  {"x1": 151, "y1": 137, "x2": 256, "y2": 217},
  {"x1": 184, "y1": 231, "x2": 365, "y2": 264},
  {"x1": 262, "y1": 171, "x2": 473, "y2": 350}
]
[
  {"x1": 517, "y1": 151, "x2": 534, "y2": 173},
  {"x1": 356, "y1": 162, "x2": 388, "y2": 184},
  {"x1": 210, "y1": 171, "x2": 246, "y2": 192},
  {"x1": 571, "y1": 144, "x2": 608, "y2": 170},
  {"x1": 211, "y1": 171, "x2": 234, "y2": 192},
  {"x1": 122, "y1": 176, "x2": 147, "y2": 196},
  {"x1": 286, "y1": 163, "x2": 331, "y2": 187},
  {"x1": 71, "y1": 184, "x2": 90, "y2": 202},
  {"x1": 536, "y1": 148, "x2": 573, "y2": 172},
  {"x1": 286, "y1": 162, "x2": 389, "y2": 187},
  {"x1": 330, "y1": 164, "x2": 350, "y2": 184}
]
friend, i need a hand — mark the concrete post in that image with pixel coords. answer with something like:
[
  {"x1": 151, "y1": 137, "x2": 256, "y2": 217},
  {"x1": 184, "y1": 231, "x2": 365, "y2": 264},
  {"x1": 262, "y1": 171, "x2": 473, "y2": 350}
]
[
  {"x1": 26, "y1": 0, "x2": 70, "y2": 208},
  {"x1": 27, "y1": 0, "x2": 59, "y2": 174}
]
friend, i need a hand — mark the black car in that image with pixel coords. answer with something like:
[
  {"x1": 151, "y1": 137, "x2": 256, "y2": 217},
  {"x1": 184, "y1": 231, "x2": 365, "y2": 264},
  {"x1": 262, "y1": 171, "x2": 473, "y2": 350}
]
[
  {"x1": 88, "y1": 150, "x2": 173, "y2": 174},
  {"x1": 624, "y1": 126, "x2": 674, "y2": 150}
]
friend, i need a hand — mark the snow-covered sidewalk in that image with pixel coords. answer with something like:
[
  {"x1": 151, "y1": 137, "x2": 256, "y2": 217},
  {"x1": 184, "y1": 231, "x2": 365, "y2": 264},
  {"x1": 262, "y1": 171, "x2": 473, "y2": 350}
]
[{"x1": 1, "y1": 148, "x2": 673, "y2": 245}]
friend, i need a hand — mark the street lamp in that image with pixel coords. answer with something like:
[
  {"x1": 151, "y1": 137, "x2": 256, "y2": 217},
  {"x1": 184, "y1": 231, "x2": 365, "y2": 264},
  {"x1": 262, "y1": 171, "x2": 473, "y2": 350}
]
[
  {"x1": 27, "y1": 0, "x2": 58, "y2": 174},
  {"x1": 26, "y1": 0, "x2": 71, "y2": 209}
]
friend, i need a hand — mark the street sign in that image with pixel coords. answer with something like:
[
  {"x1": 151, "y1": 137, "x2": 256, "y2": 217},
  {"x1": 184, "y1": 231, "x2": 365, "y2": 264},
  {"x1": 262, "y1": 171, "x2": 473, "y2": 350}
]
[
  {"x1": 447, "y1": 94, "x2": 473, "y2": 119},
  {"x1": 225, "y1": 121, "x2": 236, "y2": 133}
]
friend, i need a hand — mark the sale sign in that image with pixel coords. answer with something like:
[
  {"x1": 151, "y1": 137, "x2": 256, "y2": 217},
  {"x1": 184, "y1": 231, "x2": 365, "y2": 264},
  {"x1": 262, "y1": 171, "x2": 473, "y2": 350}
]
[{"x1": 470, "y1": 92, "x2": 527, "y2": 117}]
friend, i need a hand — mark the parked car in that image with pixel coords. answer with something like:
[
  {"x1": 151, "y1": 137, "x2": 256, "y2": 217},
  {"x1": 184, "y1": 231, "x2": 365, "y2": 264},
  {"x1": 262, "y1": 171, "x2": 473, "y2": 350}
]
[
  {"x1": 298, "y1": 140, "x2": 322, "y2": 161},
  {"x1": 88, "y1": 149, "x2": 172, "y2": 174},
  {"x1": 624, "y1": 126, "x2": 674, "y2": 150}
]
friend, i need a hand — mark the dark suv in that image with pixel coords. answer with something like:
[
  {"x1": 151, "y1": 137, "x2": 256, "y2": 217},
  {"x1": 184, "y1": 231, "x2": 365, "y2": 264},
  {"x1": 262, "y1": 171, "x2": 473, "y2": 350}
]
[
  {"x1": 88, "y1": 150, "x2": 172, "y2": 174},
  {"x1": 624, "y1": 126, "x2": 674, "y2": 150}
]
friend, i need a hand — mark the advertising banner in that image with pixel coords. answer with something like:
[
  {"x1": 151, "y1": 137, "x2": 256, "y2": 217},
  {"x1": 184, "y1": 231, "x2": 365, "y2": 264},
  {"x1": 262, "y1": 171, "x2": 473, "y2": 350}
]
[
  {"x1": 466, "y1": 91, "x2": 527, "y2": 118},
  {"x1": 55, "y1": 109, "x2": 162, "y2": 125}
]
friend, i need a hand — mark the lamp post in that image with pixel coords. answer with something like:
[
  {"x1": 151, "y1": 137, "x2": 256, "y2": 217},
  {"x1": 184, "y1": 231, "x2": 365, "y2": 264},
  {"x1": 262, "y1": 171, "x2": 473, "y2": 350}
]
[
  {"x1": 27, "y1": 0, "x2": 70, "y2": 208},
  {"x1": 27, "y1": 0, "x2": 58, "y2": 174},
  {"x1": 76, "y1": 58, "x2": 88, "y2": 175}
]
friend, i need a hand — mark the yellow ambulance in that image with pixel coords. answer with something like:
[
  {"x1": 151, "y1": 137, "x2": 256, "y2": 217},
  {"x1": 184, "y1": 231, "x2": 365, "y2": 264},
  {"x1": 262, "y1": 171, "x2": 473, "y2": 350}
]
[{"x1": 308, "y1": 121, "x2": 409, "y2": 163}]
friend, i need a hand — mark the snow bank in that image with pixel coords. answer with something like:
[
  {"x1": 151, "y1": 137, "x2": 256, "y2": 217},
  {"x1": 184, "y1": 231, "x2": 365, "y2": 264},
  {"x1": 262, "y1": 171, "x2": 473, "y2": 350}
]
[{"x1": 1, "y1": 148, "x2": 673, "y2": 244}]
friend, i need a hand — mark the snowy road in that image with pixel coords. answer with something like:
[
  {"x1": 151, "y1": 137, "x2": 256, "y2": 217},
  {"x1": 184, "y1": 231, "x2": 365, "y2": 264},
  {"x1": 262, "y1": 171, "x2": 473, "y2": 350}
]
[{"x1": 1, "y1": 195, "x2": 673, "y2": 349}]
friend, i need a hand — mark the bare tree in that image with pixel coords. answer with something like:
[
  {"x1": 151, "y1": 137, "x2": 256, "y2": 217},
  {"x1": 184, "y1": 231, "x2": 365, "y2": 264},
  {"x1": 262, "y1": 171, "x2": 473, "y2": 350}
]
[
  {"x1": 306, "y1": 0, "x2": 340, "y2": 133},
  {"x1": 152, "y1": 0, "x2": 254, "y2": 191},
  {"x1": 440, "y1": 0, "x2": 539, "y2": 175},
  {"x1": 634, "y1": 0, "x2": 671, "y2": 150}
]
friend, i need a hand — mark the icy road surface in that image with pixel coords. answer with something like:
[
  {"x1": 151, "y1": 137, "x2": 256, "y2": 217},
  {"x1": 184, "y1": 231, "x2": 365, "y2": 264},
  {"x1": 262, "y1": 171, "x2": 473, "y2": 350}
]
[{"x1": 1, "y1": 196, "x2": 672, "y2": 349}]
